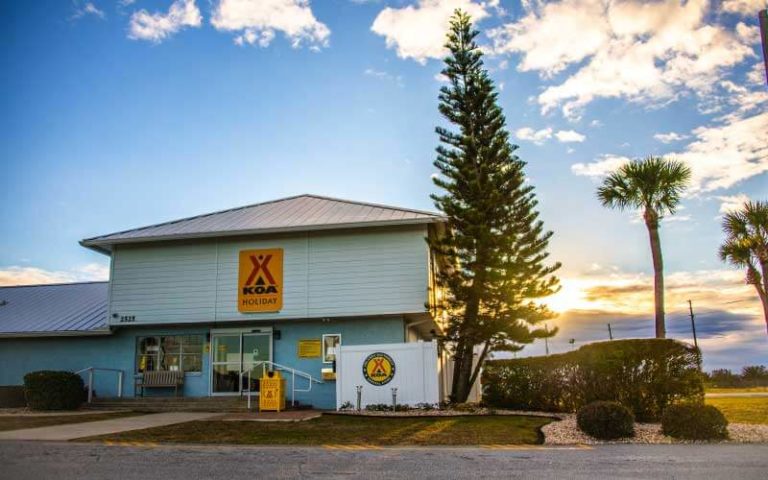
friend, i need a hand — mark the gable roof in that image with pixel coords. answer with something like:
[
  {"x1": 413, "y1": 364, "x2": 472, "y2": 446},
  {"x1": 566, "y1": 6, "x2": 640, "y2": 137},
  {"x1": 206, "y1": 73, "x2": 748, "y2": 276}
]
[
  {"x1": 81, "y1": 194, "x2": 445, "y2": 252},
  {"x1": 0, "y1": 282, "x2": 109, "y2": 337}
]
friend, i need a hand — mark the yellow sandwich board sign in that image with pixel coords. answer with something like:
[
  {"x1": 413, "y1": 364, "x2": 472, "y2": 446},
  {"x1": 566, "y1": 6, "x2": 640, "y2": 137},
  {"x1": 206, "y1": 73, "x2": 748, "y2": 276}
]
[
  {"x1": 238, "y1": 248, "x2": 283, "y2": 313},
  {"x1": 259, "y1": 371, "x2": 286, "y2": 412}
]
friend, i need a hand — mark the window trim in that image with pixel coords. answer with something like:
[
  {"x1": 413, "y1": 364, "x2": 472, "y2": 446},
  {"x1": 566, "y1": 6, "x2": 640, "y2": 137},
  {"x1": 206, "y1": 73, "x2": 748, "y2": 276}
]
[
  {"x1": 135, "y1": 334, "x2": 204, "y2": 374},
  {"x1": 322, "y1": 334, "x2": 341, "y2": 364}
]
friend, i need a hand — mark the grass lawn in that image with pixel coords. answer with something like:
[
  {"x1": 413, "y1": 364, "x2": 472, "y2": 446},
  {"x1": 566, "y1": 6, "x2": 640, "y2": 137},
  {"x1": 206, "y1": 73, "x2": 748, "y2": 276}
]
[
  {"x1": 706, "y1": 397, "x2": 768, "y2": 425},
  {"x1": 706, "y1": 387, "x2": 768, "y2": 394},
  {"x1": 86, "y1": 414, "x2": 552, "y2": 446},
  {"x1": 0, "y1": 412, "x2": 141, "y2": 432}
]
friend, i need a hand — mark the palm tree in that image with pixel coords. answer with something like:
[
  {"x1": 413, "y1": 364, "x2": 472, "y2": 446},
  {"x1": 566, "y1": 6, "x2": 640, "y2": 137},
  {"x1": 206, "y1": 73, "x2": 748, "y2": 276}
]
[
  {"x1": 597, "y1": 156, "x2": 692, "y2": 338},
  {"x1": 719, "y1": 200, "x2": 768, "y2": 335}
]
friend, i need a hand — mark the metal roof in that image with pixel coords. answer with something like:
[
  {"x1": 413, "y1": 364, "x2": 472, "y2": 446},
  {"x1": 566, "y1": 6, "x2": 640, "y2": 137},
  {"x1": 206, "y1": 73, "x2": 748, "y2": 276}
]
[
  {"x1": 82, "y1": 194, "x2": 446, "y2": 252},
  {"x1": 0, "y1": 282, "x2": 109, "y2": 337}
]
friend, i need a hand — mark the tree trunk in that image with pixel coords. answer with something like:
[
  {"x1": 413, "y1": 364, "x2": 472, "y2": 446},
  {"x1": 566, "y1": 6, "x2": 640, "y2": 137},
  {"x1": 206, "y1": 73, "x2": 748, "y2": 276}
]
[
  {"x1": 760, "y1": 260, "x2": 768, "y2": 336},
  {"x1": 466, "y1": 342, "x2": 490, "y2": 395},
  {"x1": 452, "y1": 341, "x2": 476, "y2": 403},
  {"x1": 644, "y1": 209, "x2": 665, "y2": 338},
  {"x1": 754, "y1": 284, "x2": 768, "y2": 336}
]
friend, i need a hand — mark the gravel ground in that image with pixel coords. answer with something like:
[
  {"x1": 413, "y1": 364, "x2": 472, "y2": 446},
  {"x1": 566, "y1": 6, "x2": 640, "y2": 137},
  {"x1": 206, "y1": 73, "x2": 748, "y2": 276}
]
[{"x1": 542, "y1": 414, "x2": 768, "y2": 445}]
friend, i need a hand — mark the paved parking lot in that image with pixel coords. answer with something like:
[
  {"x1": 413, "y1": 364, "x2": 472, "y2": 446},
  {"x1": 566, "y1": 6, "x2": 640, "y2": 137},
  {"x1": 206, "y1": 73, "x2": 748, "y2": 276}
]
[{"x1": 1, "y1": 441, "x2": 766, "y2": 479}]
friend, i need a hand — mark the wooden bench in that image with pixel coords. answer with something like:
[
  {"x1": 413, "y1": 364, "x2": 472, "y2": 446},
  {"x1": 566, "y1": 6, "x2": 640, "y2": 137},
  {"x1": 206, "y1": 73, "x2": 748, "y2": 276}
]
[{"x1": 136, "y1": 371, "x2": 185, "y2": 397}]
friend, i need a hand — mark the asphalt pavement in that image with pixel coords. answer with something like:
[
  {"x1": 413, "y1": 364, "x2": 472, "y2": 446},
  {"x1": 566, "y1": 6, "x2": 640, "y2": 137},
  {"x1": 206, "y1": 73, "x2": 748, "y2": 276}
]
[{"x1": 1, "y1": 440, "x2": 766, "y2": 479}]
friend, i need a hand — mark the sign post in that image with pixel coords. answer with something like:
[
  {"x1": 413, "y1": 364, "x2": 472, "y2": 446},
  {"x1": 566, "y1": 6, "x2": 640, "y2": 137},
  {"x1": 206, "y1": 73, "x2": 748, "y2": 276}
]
[{"x1": 761, "y1": 10, "x2": 767, "y2": 84}]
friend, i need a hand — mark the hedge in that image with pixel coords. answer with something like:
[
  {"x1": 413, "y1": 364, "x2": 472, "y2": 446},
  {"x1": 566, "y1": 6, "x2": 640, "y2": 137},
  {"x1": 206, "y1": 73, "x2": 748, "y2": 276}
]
[
  {"x1": 482, "y1": 339, "x2": 703, "y2": 421},
  {"x1": 23, "y1": 371, "x2": 85, "y2": 411}
]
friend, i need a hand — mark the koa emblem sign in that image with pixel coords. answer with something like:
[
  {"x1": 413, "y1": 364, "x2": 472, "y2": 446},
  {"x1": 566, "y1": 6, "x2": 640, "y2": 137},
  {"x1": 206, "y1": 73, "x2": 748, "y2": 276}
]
[
  {"x1": 362, "y1": 352, "x2": 396, "y2": 386},
  {"x1": 238, "y1": 248, "x2": 283, "y2": 313}
]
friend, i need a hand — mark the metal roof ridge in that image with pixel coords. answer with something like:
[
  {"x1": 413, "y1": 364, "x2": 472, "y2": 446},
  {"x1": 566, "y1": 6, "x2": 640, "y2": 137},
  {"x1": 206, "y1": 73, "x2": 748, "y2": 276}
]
[
  {"x1": 81, "y1": 194, "x2": 313, "y2": 244},
  {"x1": 0, "y1": 281, "x2": 109, "y2": 290},
  {"x1": 80, "y1": 194, "x2": 446, "y2": 246}
]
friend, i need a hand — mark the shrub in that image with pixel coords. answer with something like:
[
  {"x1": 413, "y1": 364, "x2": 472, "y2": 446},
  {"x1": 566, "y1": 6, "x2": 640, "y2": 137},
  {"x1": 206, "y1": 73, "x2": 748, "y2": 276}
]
[
  {"x1": 661, "y1": 404, "x2": 728, "y2": 440},
  {"x1": 577, "y1": 401, "x2": 635, "y2": 439},
  {"x1": 482, "y1": 339, "x2": 703, "y2": 421},
  {"x1": 450, "y1": 402, "x2": 481, "y2": 412},
  {"x1": 23, "y1": 371, "x2": 85, "y2": 411}
]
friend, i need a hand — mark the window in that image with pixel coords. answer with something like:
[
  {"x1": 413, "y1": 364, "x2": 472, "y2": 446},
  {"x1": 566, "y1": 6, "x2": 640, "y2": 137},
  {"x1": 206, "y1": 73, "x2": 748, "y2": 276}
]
[
  {"x1": 322, "y1": 334, "x2": 341, "y2": 364},
  {"x1": 136, "y1": 335, "x2": 203, "y2": 373}
]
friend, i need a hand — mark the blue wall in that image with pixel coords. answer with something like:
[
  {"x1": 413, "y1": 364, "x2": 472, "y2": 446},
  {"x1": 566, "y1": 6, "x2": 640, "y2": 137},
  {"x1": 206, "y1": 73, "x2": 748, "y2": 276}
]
[{"x1": 0, "y1": 316, "x2": 405, "y2": 409}]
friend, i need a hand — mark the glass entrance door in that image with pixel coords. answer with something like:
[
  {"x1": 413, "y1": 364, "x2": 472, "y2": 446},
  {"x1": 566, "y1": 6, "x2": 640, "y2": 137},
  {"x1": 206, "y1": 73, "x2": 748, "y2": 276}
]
[
  {"x1": 242, "y1": 333, "x2": 271, "y2": 393},
  {"x1": 211, "y1": 332, "x2": 272, "y2": 395}
]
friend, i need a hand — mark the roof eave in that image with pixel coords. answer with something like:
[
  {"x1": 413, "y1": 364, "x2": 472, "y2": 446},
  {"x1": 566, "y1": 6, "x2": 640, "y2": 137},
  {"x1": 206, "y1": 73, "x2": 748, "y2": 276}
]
[
  {"x1": 81, "y1": 216, "x2": 448, "y2": 250},
  {"x1": 0, "y1": 329, "x2": 112, "y2": 339}
]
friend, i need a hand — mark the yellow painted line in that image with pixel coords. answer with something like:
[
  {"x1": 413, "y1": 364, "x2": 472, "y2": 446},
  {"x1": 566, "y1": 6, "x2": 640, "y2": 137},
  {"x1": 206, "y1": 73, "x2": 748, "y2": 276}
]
[
  {"x1": 480, "y1": 444, "x2": 594, "y2": 451},
  {"x1": 100, "y1": 440, "x2": 159, "y2": 449},
  {"x1": 323, "y1": 444, "x2": 383, "y2": 451}
]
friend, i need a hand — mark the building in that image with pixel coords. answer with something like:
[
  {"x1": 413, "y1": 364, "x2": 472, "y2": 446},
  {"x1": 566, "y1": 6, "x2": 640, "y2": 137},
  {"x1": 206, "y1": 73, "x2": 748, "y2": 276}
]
[{"x1": 0, "y1": 195, "x2": 454, "y2": 409}]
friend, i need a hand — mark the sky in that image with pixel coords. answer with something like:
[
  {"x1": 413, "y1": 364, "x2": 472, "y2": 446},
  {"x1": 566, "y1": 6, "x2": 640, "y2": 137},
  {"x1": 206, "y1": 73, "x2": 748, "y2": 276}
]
[{"x1": 1, "y1": 0, "x2": 766, "y2": 370}]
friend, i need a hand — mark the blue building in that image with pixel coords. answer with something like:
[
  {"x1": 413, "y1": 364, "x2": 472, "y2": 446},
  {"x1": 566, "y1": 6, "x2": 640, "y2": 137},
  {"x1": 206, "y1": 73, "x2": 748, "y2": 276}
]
[{"x1": 0, "y1": 195, "x2": 451, "y2": 409}]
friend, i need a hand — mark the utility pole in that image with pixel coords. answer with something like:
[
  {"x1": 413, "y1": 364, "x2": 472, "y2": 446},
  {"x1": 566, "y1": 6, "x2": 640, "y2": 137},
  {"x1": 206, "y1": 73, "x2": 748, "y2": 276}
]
[
  {"x1": 760, "y1": 9, "x2": 767, "y2": 84},
  {"x1": 607, "y1": 323, "x2": 613, "y2": 340},
  {"x1": 544, "y1": 324, "x2": 550, "y2": 355},
  {"x1": 688, "y1": 299, "x2": 699, "y2": 349}
]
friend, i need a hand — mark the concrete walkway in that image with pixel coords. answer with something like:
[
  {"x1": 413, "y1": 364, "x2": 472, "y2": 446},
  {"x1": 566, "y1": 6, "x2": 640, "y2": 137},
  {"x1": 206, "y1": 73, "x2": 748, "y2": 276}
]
[{"x1": 0, "y1": 412, "x2": 221, "y2": 441}]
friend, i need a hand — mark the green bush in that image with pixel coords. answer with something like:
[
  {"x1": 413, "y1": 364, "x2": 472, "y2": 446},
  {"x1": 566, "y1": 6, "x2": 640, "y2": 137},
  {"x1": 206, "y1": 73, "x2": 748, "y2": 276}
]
[
  {"x1": 577, "y1": 401, "x2": 635, "y2": 439},
  {"x1": 661, "y1": 404, "x2": 729, "y2": 440},
  {"x1": 23, "y1": 371, "x2": 85, "y2": 411},
  {"x1": 482, "y1": 339, "x2": 703, "y2": 421}
]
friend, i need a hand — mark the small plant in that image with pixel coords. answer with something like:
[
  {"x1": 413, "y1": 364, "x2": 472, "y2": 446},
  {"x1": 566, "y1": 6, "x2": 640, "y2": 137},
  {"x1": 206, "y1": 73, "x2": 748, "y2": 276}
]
[
  {"x1": 415, "y1": 402, "x2": 437, "y2": 411},
  {"x1": 365, "y1": 403, "x2": 393, "y2": 412},
  {"x1": 577, "y1": 401, "x2": 635, "y2": 440},
  {"x1": 339, "y1": 401, "x2": 354, "y2": 410},
  {"x1": 661, "y1": 404, "x2": 729, "y2": 440},
  {"x1": 23, "y1": 370, "x2": 85, "y2": 411},
  {"x1": 450, "y1": 402, "x2": 481, "y2": 412}
]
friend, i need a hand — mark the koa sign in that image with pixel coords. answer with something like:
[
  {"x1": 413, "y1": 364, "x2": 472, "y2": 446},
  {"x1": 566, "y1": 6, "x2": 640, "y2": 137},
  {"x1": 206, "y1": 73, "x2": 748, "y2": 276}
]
[{"x1": 238, "y1": 248, "x2": 283, "y2": 313}]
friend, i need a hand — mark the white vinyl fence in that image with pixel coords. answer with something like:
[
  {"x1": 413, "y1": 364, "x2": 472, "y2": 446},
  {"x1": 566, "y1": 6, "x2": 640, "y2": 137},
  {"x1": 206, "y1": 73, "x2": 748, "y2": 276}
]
[{"x1": 335, "y1": 340, "x2": 440, "y2": 410}]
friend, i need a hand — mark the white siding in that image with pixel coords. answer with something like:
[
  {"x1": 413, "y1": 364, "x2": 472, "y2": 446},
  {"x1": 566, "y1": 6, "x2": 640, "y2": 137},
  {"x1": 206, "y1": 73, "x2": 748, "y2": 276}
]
[{"x1": 109, "y1": 226, "x2": 429, "y2": 325}]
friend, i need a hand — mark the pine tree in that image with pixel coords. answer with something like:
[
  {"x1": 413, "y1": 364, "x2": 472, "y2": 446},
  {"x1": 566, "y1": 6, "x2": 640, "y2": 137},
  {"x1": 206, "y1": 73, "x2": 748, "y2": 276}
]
[{"x1": 429, "y1": 10, "x2": 561, "y2": 403}]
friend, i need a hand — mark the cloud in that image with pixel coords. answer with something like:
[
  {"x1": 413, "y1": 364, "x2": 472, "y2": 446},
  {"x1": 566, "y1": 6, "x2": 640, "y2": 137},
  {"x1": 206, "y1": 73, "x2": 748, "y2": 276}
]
[
  {"x1": 653, "y1": 132, "x2": 688, "y2": 144},
  {"x1": 129, "y1": 0, "x2": 202, "y2": 42},
  {"x1": 571, "y1": 154, "x2": 629, "y2": 177},
  {"x1": 490, "y1": 0, "x2": 757, "y2": 119},
  {"x1": 554, "y1": 129, "x2": 585, "y2": 143},
  {"x1": 524, "y1": 264, "x2": 766, "y2": 368},
  {"x1": 211, "y1": 0, "x2": 330, "y2": 49},
  {"x1": 747, "y1": 62, "x2": 766, "y2": 85},
  {"x1": 0, "y1": 264, "x2": 109, "y2": 286},
  {"x1": 364, "y1": 68, "x2": 404, "y2": 87},
  {"x1": 370, "y1": 0, "x2": 498, "y2": 64},
  {"x1": 515, "y1": 127, "x2": 552, "y2": 145},
  {"x1": 574, "y1": 110, "x2": 768, "y2": 193},
  {"x1": 516, "y1": 127, "x2": 586, "y2": 145},
  {"x1": 677, "y1": 111, "x2": 768, "y2": 193},
  {"x1": 722, "y1": 0, "x2": 767, "y2": 16},
  {"x1": 71, "y1": 1, "x2": 106, "y2": 20},
  {"x1": 716, "y1": 193, "x2": 751, "y2": 214}
]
